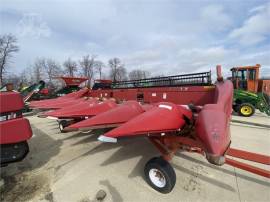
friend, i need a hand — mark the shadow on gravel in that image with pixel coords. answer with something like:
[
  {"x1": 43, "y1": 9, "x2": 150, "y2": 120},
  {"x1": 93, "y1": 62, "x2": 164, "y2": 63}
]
[
  {"x1": 69, "y1": 128, "x2": 113, "y2": 146},
  {"x1": 80, "y1": 137, "x2": 158, "y2": 179},
  {"x1": 79, "y1": 137, "x2": 252, "y2": 192},
  {"x1": 100, "y1": 180, "x2": 123, "y2": 202},
  {"x1": 175, "y1": 152, "x2": 270, "y2": 187}
]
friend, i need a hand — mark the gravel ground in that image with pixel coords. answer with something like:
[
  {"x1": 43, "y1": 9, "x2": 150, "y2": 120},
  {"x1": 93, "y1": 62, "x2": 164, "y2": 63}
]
[{"x1": 1, "y1": 111, "x2": 269, "y2": 202}]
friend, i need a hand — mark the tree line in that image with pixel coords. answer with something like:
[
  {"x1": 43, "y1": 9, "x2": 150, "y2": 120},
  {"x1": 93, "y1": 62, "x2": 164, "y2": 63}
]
[{"x1": 0, "y1": 34, "x2": 150, "y2": 89}]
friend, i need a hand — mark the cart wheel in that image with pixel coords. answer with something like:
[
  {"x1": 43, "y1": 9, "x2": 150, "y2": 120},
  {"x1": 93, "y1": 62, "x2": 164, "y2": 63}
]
[
  {"x1": 144, "y1": 157, "x2": 176, "y2": 194},
  {"x1": 238, "y1": 103, "x2": 255, "y2": 117},
  {"x1": 58, "y1": 120, "x2": 69, "y2": 133}
]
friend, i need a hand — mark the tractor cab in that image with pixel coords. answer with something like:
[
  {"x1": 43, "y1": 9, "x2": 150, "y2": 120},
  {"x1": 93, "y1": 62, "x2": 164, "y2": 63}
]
[
  {"x1": 230, "y1": 64, "x2": 270, "y2": 116},
  {"x1": 230, "y1": 64, "x2": 260, "y2": 93}
]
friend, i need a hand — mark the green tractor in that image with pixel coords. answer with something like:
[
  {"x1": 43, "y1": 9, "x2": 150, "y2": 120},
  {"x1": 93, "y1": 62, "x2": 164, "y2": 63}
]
[
  {"x1": 233, "y1": 89, "x2": 270, "y2": 117},
  {"x1": 230, "y1": 64, "x2": 270, "y2": 117}
]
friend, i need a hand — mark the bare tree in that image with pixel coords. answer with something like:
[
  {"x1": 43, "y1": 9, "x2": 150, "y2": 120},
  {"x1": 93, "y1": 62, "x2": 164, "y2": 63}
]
[
  {"x1": 20, "y1": 68, "x2": 31, "y2": 84},
  {"x1": 43, "y1": 58, "x2": 62, "y2": 83},
  {"x1": 95, "y1": 60, "x2": 105, "y2": 79},
  {"x1": 32, "y1": 59, "x2": 45, "y2": 83},
  {"x1": 117, "y1": 66, "x2": 127, "y2": 81},
  {"x1": 108, "y1": 58, "x2": 127, "y2": 81},
  {"x1": 0, "y1": 34, "x2": 19, "y2": 86},
  {"x1": 2, "y1": 73, "x2": 21, "y2": 89},
  {"x1": 79, "y1": 55, "x2": 97, "y2": 87},
  {"x1": 31, "y1": 57, "x2": 62, "y2": 89},
  {"x1": 129, "y1": 69, "x2": 150, "y2": 80},
  {"x1": 63, "y1": 58, "x2": 77, "y2": 77}
]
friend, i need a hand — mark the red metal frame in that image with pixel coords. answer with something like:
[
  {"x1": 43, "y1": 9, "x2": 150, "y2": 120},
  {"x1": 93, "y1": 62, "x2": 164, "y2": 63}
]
[
  {"x1": 0, "y1": 92, "x2": 33, "y2": 165},
  {"x1": 55, "y1": 76, "x2": 88, "y2": 86},
  {"x1": 31, "y1": 65, "x2": 270, "y2": 181},
  {"x1": 149, "y1": 135, "x2": 270, "y2": 179}
]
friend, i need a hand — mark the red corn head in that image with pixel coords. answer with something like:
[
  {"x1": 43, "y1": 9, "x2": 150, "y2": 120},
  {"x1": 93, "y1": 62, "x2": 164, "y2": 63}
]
[
  {"x1": 98, "y1": 102, "x2": 187, "y2": 142},
  {"x1": 29, "y1": 88, "x2": 89, "y2": 108},
  {"x1": 67, "y1": 101, "x2": 146, "y2": 130},
  {"x1": 55, "y1": 100, "x2": 117, "y2": 118},
  {"x1": 41, "y1": 98, "x2": 98, "y2": 118},
  {"x1": 37, "y1": 98, "x2": 86, "y2": 109}
]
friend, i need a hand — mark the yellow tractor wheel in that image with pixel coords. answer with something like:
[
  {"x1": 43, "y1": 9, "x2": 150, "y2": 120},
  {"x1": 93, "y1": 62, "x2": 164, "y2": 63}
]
[{"x1": 238, "y1": 103, "x2": 255, "y2": 117}]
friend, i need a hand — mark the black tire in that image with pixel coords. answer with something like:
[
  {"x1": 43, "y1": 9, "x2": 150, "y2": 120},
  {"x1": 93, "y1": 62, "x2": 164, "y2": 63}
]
[
  {"x1": 58, "y1": 120, "x2": 69, "y2": 133},
  {"x1": 144, "y1": 157, "x2": 176, "y2": 194},
  {"x1": 238, "y1": 103, "x2": 255, "y2": 117},
  {"x1": 232, "y1": 105, "x2": 239, "y2": 113}
]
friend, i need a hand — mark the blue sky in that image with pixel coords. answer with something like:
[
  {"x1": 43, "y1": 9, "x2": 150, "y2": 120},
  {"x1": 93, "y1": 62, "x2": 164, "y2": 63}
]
[{"x1": 1, "y1": 0, "x2": 270, "y2": 78}]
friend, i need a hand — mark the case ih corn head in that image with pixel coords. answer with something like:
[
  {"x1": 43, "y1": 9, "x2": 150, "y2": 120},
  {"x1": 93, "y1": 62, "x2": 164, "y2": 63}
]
[
  {"x1": 0, "y1": 92, "x2": 33, "y2": 166},
  {"x1": 30, "y1": 66, "x2": 270, "y2": 193}
]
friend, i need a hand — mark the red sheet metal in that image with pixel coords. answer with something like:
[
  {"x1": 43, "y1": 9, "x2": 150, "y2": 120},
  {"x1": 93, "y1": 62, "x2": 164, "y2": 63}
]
[
  {"x1": 37, "y1": 98, "x2": 85, "y2": 110},
  {"x1": 56, "y1": 77, "x2": 88, "y2": 86},
  {"x1": 42, "y1": 98, "x2": 98, "y2": 117},
  {"x1": 89, "y1": 85, "x2": 216, "y2": 106},
  {"x1": 29, "y1": 88, "x2": 89, "y2": 108},
  {"x1": 0, "y1": 92, "x2": 24, "y2": 113},
  {"x1": 195, "y1": 80, "x2": 233, "y2": 157},
  {"x1": 100, "y1": 102, "x2": 186, "y2": 140},
  {"x1": 55, "y1": 100, "x2": 117, "y2": 118},
  {"x1": 0, "y1": 118, "x2": 32, "y2": 144},
  {"x1": 67, "y1": 101, "x2": 145, "y2": 130},
  {"x1": 31, "y1": 97, "x2": 78, "y2": 108}
]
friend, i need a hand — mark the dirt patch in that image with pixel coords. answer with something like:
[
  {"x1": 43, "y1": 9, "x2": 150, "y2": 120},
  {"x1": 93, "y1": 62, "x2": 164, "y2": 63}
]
[
  {"x1": 1, "y1": 171, "x2": 51, "y2": 202},
  {"x1": 44, "y1": 192, "x2": 54, "y2": 202}
]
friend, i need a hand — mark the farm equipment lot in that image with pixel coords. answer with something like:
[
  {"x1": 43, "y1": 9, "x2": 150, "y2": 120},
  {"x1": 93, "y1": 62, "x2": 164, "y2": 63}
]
[{"x1": 1, "y1": 112, "x2": 269, "y2": 202}]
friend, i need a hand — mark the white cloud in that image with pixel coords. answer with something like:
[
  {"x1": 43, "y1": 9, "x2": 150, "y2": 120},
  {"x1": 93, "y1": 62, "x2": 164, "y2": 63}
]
[
  {"x1": 200, "y1": 5, "x2": 232, "y2": 31},
  {"x1": 229, "y1": 3, "x2": 270, "y2": 46},
  {"x1": 177, "y1": 46, "x2": 236, "y2": 66},
  {"x1": 0, "y1": 1, "x2": 269, "y2": 78},
  {"x1": 16, "y1": 13, "x2": 51, "y2": 38},
  {"x1": 123, "y1": 50, "x2": 162, "y2": 68}
]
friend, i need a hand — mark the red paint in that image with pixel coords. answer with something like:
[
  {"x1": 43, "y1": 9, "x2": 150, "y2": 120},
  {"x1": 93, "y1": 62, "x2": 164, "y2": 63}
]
[
  {"x1": 227, "y1": 148, "x2": 270, "y2": 165},
  {"x1": 0, "y1": 92, "x2": 24, "y2": 113},
  {"x1": 30, "y1": 88, "x2": 89, "y2": 108},
  {"x1": 0, "y1": 118, "x2": 32, "y2": 144},
  {"x1": 43, "y1": 98, "x2": 98, "y2": 117},
  {"x1": 0, "y1": 92, "x2": 32, "y2": 162},
  {"x1": 103, "y1": 102, "x2": 187, "y2": 138},
  {"x1": 55, "y1": 76, "x2": 88, "y2": 86},
  {"x1": 68, "y1": 101, "x2": 145, "y2": 130},
  {"x1": 89, "y1": 86, "x2": 216, "y2": 106},
  {"x1": 196, "y1": 80, "x2": 233, "y2": 156},
  {"x1": 55, "y1": 100, "x2": 117, "y2": 118},
  {"x1": 225, "y1": 158, "x2": 270, "y2": 178}
]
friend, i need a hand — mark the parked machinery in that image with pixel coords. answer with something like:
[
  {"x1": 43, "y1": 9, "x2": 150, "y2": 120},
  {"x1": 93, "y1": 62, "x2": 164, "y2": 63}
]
[
  {"x1": 21, "y1": 76, "x2": 88, "y2": 102},
  {"x1": 53, "y1": 76, "x2": 88, "y2": 97},
  {"x1": 30, "y1": 66, "x2": 270, "y2": 193},
  {"x1": 230, "y1": 64, "x2": 270, "y2": 116},
  {"x1": 0, "y1": 92, "x2": 33, "y2": 166}
]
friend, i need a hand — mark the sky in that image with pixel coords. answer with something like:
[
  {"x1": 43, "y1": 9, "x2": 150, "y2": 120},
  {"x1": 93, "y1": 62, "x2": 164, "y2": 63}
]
[{"x1": 1, "y1": 0, "x2": 270, "y2": 78}]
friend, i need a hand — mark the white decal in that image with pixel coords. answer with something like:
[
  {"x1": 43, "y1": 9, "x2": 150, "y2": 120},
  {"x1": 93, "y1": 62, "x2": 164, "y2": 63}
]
[
  {"x1": 163, "y1": 93, "x2": 167, "y2": 99},
  {"x1": 158, "y1": 104, "x2": 172, "y2": 110}
]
